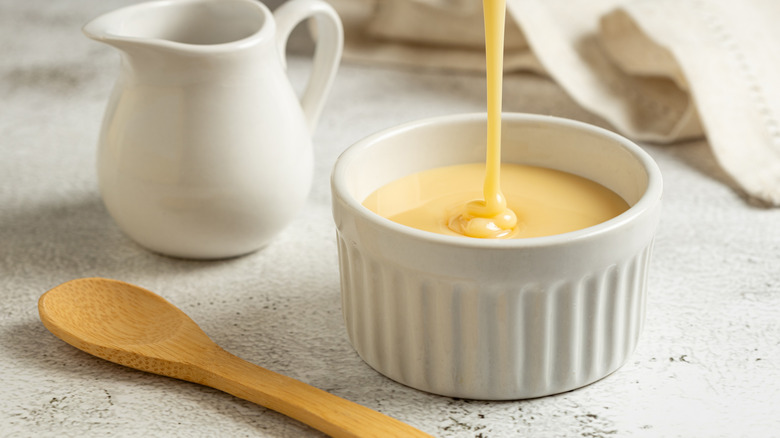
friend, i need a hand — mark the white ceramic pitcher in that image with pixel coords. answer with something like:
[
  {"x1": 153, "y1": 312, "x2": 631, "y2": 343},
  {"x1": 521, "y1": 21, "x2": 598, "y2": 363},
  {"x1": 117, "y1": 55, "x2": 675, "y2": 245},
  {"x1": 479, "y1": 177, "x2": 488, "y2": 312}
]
[{"x1": 84, "y1": 0, "x2": 342, "y2": 259}]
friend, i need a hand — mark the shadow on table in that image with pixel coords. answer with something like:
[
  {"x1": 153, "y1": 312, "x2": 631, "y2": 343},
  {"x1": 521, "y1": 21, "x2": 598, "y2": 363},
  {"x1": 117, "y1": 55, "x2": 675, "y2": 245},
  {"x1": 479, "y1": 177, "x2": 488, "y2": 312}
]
[
  {"x1": 657, "y1": 138, "x2": 774, "y2": 207},
  {"x1": 1, "y1": 315, "x2": 326, "y2": 435},
  {"x1": 0, "y1": 194, "x2": 251, "y2": 281}
]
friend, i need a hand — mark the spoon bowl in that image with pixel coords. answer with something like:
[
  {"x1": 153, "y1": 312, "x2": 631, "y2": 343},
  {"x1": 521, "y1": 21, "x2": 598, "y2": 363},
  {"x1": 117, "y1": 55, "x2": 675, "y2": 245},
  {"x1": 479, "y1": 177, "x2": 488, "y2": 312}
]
[
  {"x1": 39, "y1": 278, "x2": 431, "y2": 438},
  {"x1": 43, "y1": 279, "x2": 186, "y2": 344}
]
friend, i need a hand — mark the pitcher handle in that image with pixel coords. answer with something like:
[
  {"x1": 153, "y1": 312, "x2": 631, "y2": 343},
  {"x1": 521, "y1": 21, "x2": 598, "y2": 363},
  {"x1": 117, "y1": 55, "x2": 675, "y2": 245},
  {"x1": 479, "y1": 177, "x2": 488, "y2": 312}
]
[{"x1": 274, "y1": 0, "x2": 343, "y2": 133}]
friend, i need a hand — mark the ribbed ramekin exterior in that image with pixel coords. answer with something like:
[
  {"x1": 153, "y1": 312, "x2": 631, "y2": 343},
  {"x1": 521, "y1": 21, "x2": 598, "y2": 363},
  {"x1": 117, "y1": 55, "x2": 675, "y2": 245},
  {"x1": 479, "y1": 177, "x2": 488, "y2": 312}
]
[
  {"x1": 337, "y1": 234, "x2": 654, "y2": 400},
  {"x1": 331, "y1": 113, "x2": 663, "y2": 399}
]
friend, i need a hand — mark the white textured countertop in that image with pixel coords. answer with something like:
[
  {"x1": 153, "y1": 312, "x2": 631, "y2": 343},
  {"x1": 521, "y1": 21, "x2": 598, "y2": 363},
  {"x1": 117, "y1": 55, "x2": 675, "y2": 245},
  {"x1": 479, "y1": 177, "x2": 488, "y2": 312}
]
[{"x1": 2, "y1": 1, "x2": 779, "y2": 437}]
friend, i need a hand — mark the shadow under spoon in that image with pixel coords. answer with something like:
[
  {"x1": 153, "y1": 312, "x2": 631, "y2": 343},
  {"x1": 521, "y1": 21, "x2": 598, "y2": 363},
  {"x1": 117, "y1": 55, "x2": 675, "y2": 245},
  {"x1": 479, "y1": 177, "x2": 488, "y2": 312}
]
[{"x1": 38, "y1": 277, "x2": 432, "y2": 438}]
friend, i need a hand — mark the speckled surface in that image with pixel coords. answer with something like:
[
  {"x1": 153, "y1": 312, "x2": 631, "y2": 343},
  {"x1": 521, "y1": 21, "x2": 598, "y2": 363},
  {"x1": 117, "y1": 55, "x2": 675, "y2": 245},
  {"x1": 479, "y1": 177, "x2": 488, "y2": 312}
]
[{"x1": 1, "y1": 1, "x2": 779, "y2": 437}]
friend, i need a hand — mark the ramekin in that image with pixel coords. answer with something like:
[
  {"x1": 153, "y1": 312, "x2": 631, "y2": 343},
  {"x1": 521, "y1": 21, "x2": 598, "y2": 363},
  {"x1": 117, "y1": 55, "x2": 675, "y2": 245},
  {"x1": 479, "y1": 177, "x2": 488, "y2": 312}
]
[{"x1": 331, "y1": 113, "x2": 662, "y2": 400}]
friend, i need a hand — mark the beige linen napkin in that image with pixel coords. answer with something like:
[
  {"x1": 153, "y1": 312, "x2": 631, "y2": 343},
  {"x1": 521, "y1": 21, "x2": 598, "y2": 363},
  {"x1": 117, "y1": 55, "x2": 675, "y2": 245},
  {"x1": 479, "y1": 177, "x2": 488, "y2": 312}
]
[{"x1": 329, "y1": 0, "x2": 780, "y2": 206}]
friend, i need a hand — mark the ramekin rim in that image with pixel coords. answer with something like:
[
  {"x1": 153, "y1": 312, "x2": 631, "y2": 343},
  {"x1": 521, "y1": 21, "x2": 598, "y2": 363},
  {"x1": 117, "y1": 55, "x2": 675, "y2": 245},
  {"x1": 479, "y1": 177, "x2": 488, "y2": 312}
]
[{"x1": 331, "y1": 112, "x2": 663, "y2": 249}]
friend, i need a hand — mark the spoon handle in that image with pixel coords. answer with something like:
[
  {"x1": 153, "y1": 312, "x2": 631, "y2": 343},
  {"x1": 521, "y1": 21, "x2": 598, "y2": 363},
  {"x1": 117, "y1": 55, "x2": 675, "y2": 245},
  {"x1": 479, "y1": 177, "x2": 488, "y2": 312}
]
[{"x1": 201, "y1": 347, "x2": 433, "y2": 438}]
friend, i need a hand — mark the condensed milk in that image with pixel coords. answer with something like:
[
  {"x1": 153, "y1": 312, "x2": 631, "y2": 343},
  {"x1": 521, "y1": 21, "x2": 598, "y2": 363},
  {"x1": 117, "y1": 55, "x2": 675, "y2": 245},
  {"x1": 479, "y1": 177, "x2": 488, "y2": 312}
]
[
  {"x1": 363, "y1": 0, "x2": 628, "y2": 239},
  {"x1": 362, "y1": 163, "x2": 629, "y2": 239}
]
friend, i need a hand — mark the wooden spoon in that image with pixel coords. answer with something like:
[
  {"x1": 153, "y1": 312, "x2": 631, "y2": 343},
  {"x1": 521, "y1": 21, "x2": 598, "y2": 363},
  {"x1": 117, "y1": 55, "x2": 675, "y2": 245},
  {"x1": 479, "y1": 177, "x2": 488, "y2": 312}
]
[{"x1": 38, "y1": 278, "x2": 432, "y2": 438}]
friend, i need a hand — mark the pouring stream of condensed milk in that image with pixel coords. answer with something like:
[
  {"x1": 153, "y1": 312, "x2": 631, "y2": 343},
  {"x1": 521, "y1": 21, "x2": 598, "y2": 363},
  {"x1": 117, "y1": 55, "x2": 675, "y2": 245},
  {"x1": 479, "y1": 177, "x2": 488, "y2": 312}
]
[
  {"x1": 448, "y1": 0, "x2": 518, "y2": 238},
  {"x1": 363, "y1": 0, "x2": 629, "y2": 239}
]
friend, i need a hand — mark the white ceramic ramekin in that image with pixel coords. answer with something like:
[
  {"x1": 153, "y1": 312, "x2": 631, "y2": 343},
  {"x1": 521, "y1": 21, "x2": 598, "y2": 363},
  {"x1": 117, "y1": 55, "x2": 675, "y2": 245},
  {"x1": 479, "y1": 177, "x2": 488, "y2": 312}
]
[{"x1": 331, "y1": 113, "x2": 662, "y2": 400}]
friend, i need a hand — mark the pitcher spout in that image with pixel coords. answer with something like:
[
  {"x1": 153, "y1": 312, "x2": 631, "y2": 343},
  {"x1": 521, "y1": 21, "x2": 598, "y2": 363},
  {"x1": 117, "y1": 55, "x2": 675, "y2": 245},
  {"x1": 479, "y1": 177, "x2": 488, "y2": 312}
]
[
  {"x1": 82, "y1": 8, "x2": 130, "y2": 48},
  {"x1": 82, "y1": 0, "x2": 271, "y2": 53},
  {"x1": 81, "y1": 6, "x2": 166, "y2": 55}
]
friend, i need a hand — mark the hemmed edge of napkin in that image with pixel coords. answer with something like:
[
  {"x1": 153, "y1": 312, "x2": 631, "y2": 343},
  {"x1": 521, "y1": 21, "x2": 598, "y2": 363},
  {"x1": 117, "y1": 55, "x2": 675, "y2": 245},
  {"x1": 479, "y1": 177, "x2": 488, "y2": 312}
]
[
  {"x1": 619, "y1": 0, "x2": 780, "y2": 206},
  {"x1": 505, "y1": 0, "x2": 701, "y2": 144}
]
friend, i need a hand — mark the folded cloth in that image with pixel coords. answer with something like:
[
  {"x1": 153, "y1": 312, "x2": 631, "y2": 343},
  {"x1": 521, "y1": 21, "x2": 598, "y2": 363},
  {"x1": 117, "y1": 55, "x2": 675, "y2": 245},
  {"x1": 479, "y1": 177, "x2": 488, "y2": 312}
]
[
  {"x1": 327, "y1": 0, "x2": 545, "y2": 73},
  {"x1": 329, "y1": 0, "x2": 780, "y2": 206}
]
